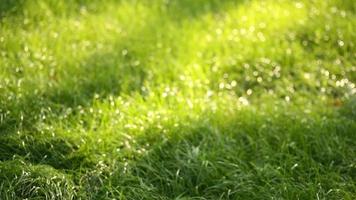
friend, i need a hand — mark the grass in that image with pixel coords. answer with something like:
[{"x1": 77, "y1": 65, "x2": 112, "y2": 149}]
[{"x1": 0, "y1": 0, "x2": 355, "y2": 199}]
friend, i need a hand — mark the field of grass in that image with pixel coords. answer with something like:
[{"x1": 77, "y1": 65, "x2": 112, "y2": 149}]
[{"x1": 0, "y1": 0, "x2": 355, "y2": 199}]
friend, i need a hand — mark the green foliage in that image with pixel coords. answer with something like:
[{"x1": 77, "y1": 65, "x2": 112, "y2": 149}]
[
  {"x1": 0, "y1": 0, "x2": 355, "y2": 199},
  {"x1": 0, "y1": 159, "x2": 75, "y2": 200}
]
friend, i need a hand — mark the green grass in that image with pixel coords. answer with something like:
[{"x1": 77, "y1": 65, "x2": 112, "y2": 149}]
[{"x1": 0, "y1": 0, "x2": 355, "y2": 199}]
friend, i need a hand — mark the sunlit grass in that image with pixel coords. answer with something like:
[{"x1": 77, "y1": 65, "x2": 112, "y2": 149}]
[{"x1": 0, "y1": 0, "x2": 355, "y2": 199}]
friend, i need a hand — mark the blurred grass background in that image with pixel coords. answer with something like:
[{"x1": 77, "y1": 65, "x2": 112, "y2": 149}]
[{"x1": 0, "y1": 0, "x2": 355, "y2": 199}]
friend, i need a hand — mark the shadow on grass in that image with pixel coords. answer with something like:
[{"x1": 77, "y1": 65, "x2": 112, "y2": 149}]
[
  {"x1": 164, "y1": 0, "x2": 244, "y2": 20},
  {"x1": 0, "y1": 0, "x2": 116, "y2": 19},
  {"x1": 0, "y1": 0, "x2": 24, "y2": 19},
  {"x1": 105, "y1": 107, "x2": 356, "y2": 199},
  {"x1": 0, "y1": 159, "x2": 76, "y2": 199},
  {"x1": 0, "y1": 101, "x2": 355, "y2": 199}
]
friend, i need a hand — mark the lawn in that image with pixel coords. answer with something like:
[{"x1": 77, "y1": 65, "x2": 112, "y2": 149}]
[{"x1": 0, "y1": 0, "x2": 355, "y2": 199}]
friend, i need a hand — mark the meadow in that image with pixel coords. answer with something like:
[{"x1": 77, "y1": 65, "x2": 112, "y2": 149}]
[{"x1": 0, "y1": 0, "x2": 355, "y2": 199}]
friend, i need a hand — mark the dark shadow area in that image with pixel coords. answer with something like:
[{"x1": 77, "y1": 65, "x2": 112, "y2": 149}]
[
  {"x1": 106, "y1": 109, "x2": 356, "y2": 199},
  {"x1": 333, "y1": 0, "x2": 356, "y2": 12},
  {"x1": 0, "y1": 0, "x2": 119, "y2": 20},
  {"x1": 0, "y1": 159, "x2": 75, "y2": 199},
  {"x1": 339, "y1": 96, "x2": 356, "y2": 121},
  {"x1": 0, "y1": 135, "x2": 92, "y2": 170},
  {"x1": 1, "y1": 104, "x2": 355, "y2": 199},
  {"x1": 0, "y1": 0, "x2": 24, "y2": 19},
  {"x1": 164, "y1": 0, "x2": 245, "y2": 21}
]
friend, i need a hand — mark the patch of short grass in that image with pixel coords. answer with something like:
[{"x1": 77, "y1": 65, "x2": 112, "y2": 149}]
[{"x1": 0, "y1": 0, "x2": 355, "y2": 199}]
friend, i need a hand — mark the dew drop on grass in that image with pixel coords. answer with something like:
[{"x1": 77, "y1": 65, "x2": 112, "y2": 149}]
[
  {"x1": 238, "y1": 97, "x2": 249, "y2": 106},
  {"x1": 52, "y1": 32, "x2": 59, "y2": 38},
  {"x1": 295, "y1": 2, "x2": 303, "y2": 9},
  {"x1": 304, "y1": 73, "x2": 310, "y2": 79},
  {"x1": 257, "y1": 32, "x2": 266, "y2": 42},
  {"x1": 338, "y1": 40, "x2": 344, "y2": 47},
  {"x1": 219, "y1": 82, "x2": 225, "y2": 90},
  {"x1": 340, "y1": 10, "x2": 346, "y2": 18},
  {"x1": 239, "y1": 28, "x2": 246, "y2": 36},
  {"x1": 122, "y1": 49, "x2": 128, "y2": 56},
  {"x1": 291, "y1": 163, "x2": 298, "y2": 170},
  {"x1": 162, "y1": 92, "x2": 168, "y2": 98},
  {"x1": 243, "y1": 63, "x2": 250, "y2": 69},
  {"x1": 132, "y1": 60, "x2": 140, "y2": 66}
]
